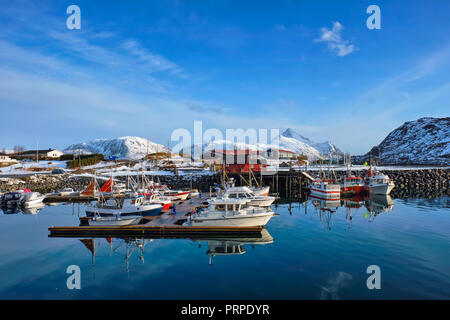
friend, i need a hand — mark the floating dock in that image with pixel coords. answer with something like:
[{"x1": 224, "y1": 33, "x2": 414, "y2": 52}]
[
  {"x1": 44, "y1": 195, "x2": 98, "y2": 203},
  {"x1": 43, "y1": 194, "x2": 126, "y2": 203},
  {"x1": 48, "y1": 225, "x2": 264, "y2": 238}
]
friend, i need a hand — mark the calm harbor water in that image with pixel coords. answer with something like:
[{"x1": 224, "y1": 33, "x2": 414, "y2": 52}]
[{"x1": 0, "y1": 195, "x2": 449, "y2": 299}]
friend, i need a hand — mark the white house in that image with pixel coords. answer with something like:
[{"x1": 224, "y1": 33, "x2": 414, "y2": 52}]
[
  {"x1": 46, "y1": 149, "x2": 64, "y2": 158},
  {"x1": 17, "y1": 149, "x2": 64, "y2": 160}
]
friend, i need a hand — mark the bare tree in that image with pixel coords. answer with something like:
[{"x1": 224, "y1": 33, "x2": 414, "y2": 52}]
[{"x1": 13, "y1": 145, "x2": 26, "y2": 154}]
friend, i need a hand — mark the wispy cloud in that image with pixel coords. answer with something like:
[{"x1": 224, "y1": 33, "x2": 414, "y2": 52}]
[
  {"x1": 186, "y1": 102, "x2": 223, "y2": 114},
  {"x1": 405, "y1": 46, "x2": 450, "y2": 82},
  {"x1": 121, "y1": 39, "x2": 185, "y2": 77},
  {"x1": 315, "y1": 21, "x2": 355, "y2": 57}
]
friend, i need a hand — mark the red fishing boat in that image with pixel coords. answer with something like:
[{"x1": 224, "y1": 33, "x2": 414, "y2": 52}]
[{"x1": 340, "y1": 176, "x2": 365, "y2": 195}]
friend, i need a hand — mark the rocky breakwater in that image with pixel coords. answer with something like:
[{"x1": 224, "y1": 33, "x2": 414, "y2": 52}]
[
  {"x1": 115, "y1": 173, "x2": 222, "y2": 192},
  {"x1": 0, "y1": 174, "x2": 93, "y2": 194},
  {"x1": 386, "y1": 169, "x2": 449, "y2": 198}
]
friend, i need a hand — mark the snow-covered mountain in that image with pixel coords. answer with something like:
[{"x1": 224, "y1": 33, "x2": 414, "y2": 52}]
[
  {"x1": 64, "y1": 136, "x2": 170, "y2": 160},
  {"x1": 280, "y1": 128, "x2": 343, "y2": 159},
  {"x1": 188, "y1": 128, "x2": 343, "y2": 161},
  {"x1": 353, "y1": 117, "x2": 450, "y2": 165}
]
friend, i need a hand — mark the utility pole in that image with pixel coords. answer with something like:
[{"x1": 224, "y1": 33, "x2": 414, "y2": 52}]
[{"x1": 36, "y1": 140, "x2": 39, "y2": 164}]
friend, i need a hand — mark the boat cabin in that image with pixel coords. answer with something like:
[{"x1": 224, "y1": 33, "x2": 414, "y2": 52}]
[
  {"x1": 224, "y1": 186, "x2": 256, "y2": 199},
  {"x1": 342, "y1": 176, "x2": 364, "y2": 187},
  {"x1": 370, "y1": 174, "x2": 391, "y2": 185},
  {"x1": 209, "y1": 198, "x2": 251, "y2": 212}
]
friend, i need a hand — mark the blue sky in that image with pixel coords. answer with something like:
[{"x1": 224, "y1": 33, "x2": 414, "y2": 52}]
[{"x1": 0, "y1": 0, "x2": 449, "y2": 154}]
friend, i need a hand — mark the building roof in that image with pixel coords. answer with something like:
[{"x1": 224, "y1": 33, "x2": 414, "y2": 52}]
[
  {"x1": 267, "y1": 148, "x2": 296, "y2": 154},
  {"x1": 207, "y1": 149, "x2": 261, "y2": 156}
]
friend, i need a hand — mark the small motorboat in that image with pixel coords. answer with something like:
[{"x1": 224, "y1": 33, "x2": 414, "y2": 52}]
[
  {"x1": 162, "y1": 189, "x2": 190, "y2": 201},
  {"x1": 185, "y1": 198, "x2": 274, "y2": 227},
  {"x1": 85, "y1": 194, "x2": 162, "y2": 217},
  {"x1": 22, "y1": 192, "x2": 46, "y2": 207},
  {"x1": 216, "y1": 186, "x2": 275, "y2": 207},
  {"x1": 58, "y1": 188, "x2": 80, "y2": 196},
  {"x1": 140, "y1": 192, "x2": 172, "y2": 211}
]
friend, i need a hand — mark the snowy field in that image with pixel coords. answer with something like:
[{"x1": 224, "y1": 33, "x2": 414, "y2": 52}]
[{"x1": 0, "y1": 160, "x2": 68, "y2": 175}]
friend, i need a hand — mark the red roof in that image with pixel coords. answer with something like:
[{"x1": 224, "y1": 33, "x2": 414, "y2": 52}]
[{"x1": 210, "y1": 149, "x2": 260, "y2": 155}]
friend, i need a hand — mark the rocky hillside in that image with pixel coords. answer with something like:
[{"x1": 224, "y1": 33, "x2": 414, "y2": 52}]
[
  {"x1": 353, "y1": 117, "x2": 449, "y2": 165},
  {"x1": 64, "y1": 136, "x2": 170, "y2": 160}
]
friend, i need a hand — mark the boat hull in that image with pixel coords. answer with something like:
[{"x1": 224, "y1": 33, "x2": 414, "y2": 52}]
[
  {"x1": 86, "y1": 205, "x2": 162, "y2": 217},
  {"x1": 368, "y1": 183, "x2": 395, "y2": 195},
  {"x1": 249, "y1": 197, "x2": 275, "y2": 207},
  {"x1": 165, "y1": 192, "x2": 190, "y2": 201},
  {"x1": 23, "y1": 197, "x2": 45, "y2": 207},
  {"x1": 341, "y1": 186, "x2": 365, "y2": 195},
  {"x1": 309, "y1": 188, "x2": 341, "y2": 200},
  {"x1": 190, "y1": 213, "x2": 273, "y2": 227}
]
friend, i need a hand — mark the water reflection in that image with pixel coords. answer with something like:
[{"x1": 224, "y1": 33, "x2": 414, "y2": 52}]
[
  {"x1": 197, "y1": 228, "x2": 274, "y2": 265},
  {"x1": 307, "y1": 194, "x2": 395, "y2": 229},
  {"x1": 0, "y1": 194, "x2": 448, "y2": 299},
  {"x1": 79, "y1": 237, "x2": 150, "y2": 273},
  {"x1": 1, "y1": 202, "x2": 47, "y2": 215},
  {"x1": 67, "y1": 229, "x2": 274, "y2": 272}
]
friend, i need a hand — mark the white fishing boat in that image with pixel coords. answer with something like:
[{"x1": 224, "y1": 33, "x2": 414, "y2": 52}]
[
  {"x1": 185, "y1": 198, "x2": 274, "y2": 227},
  {"x1": 309, "y1": 179, "x2": 341, "y2": 200},
  {"x1": 86, "y1": 194, "x2": 162, "y2": 217},
  {"x1": 217, "y1": 186, "x2": 275, "y2": 207},
  {"x1": 22, "y1": 192, "x2": 46, "y2": 207},
  {"x1": 366, "y1": 173, "x2": 395, "y2": 195}
]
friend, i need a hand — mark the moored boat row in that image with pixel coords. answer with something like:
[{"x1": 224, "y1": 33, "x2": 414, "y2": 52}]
[{"x1": 308, "y1": 166, "x2": 395, "y2": 199}]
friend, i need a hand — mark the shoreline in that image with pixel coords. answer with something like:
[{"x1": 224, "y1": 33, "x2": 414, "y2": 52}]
[{"x1": 0, "y1": 168, "x2": 448, "y2": 199}]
